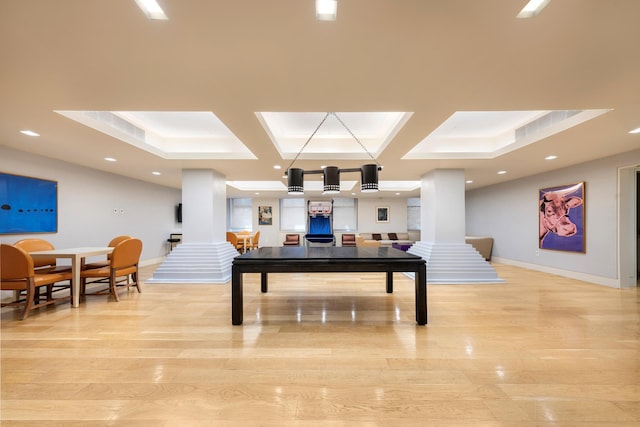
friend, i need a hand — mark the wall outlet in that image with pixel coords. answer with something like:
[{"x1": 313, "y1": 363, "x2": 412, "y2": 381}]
[{"x1": 535, "y1": 250, "x2": 540, "y2": 256}]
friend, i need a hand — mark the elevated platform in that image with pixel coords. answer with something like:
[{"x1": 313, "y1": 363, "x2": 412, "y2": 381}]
[
  {"x1": 147, "y1": 242, "x2": 239, "y2": 284},
  {"x1": 407, "y1": 241, "x2": 504, "y2": 284}
]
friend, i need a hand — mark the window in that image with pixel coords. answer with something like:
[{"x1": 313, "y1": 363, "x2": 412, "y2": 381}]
[
  {"x1": 333, "y1": 198, "x2": 357, "y2": 231},
  {"x1": 227, "y1": 198, "x2": 252, "y2": 231},
  {"x1": 407, "y1": 197, "x2": 421, "y2": 231},
  {"x1": 280, "y1": 198, "x2": 306, "y2": 231}
]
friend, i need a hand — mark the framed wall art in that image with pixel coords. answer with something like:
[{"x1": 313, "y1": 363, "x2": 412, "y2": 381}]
[
  {"x1": 376, "y1": 206, "x2": 389, "y2": 223},
  {"x1": 539, "y1": 182, "x2": 585, "y2": 253},
  {"x1": 258, "y1": 205, "x2": 272, "y2": 225},
  {"x1": 0, "y1": 172, "x2": 58, "y2": 234}
]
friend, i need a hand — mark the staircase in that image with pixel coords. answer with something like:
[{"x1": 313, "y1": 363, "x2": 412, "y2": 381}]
[
  {"x1": 146, "y1": 242, "x2": 239, "y2": 284},
  {"x1": 407, "y1": 241, "x2": 504, "y2": 284}
]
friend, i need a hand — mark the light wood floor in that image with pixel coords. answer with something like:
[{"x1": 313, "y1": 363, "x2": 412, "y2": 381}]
[{"x1": 2, "y1": 263, "x2": 640, "y2": 426}]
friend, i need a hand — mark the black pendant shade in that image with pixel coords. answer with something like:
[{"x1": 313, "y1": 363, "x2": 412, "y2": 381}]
[
  {"x1": 322, "y1": 166, "x2": 340, "y2": 194},
  {"x1": 287, "y1": 167, "x2": 304, "y2": 194},
  {"x1": 360, "y1": 164, "x2": 379, "y2": 192}
]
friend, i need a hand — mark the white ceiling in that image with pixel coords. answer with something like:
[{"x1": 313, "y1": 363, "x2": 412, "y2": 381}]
[{"x1": 1, "y1": 0, "x2": 640, "y2": 199}]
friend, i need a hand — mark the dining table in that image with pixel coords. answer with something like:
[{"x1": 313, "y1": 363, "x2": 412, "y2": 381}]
[
  {"x1": 29, "y1": 247, "x2": 113, "y2": 308},
  {"x1": 235, "y1": 233, "x2": 253, "y2": 253}
]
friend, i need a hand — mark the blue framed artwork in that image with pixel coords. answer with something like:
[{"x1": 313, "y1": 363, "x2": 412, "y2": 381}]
[{"x1": 0, "y1": 172, "x2": 58, "y2": 234}]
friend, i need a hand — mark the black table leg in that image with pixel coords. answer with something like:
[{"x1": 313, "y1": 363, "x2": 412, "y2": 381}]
[
  {"x1": 415, "y1": 264, "x2": 427, "y2": 325},
  {"x1": 232, "y1": 266, "x2": 243, "y2": 325},
  {"x1": 386, "y1": 271, "x2": 393, "y2": 293},
  {"x1": 261, "y1": 272, "x2": 268, "y2": 293}
]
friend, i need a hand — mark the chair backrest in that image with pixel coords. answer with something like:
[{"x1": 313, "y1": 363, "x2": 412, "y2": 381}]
[
  {"x1": 110, "y1": 238, "x2": 143, "y2": 270},
  {"x1": 342, "y1": 234, "x2": 356, "y2": 244},
  {"x1": 285, "y1": 234, "x2": 299, "y2": 244},
  {"x1": 107, "y1": 235, "x2": 132, "y2": 260},
  {"x1": 14, "y1": 238, "x2": 56, "y2": 269},
  {"x1": 108, "y1": 235, "x2": 132, "y2": 247},
  {"x1": 226, "y1": 231, "x2": 239, "y2": 245},
  {"x1": 252, "y1": 231, "x2": 260, "y2": 245},
  {"x1": 238, "y1": 230, "x2": 251, "y2": 235},
  {"x1": 1, "y1": 244, "x2": 34, "y2": 281}
]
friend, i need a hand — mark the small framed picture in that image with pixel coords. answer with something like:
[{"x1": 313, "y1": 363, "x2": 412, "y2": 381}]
[
  {"x1": 258, "y1": 206, "x2": 273, "y2": 225},
  {"x1": 376, "y1": 206, "x2": 389, "y2": 223}
]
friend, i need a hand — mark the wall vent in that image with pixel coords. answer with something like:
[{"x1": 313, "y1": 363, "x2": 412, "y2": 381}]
[
  {"x1": 515, "y1": 110, "x2": 581, "y2": 140},
  {"x1": 85, "y1": 111, "x2": 145, "y2": 141}
]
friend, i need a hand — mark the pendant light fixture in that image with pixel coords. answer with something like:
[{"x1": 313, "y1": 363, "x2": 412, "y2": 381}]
[{"x1": 284, "y1": 112, "x2": 383, "y2": 195}]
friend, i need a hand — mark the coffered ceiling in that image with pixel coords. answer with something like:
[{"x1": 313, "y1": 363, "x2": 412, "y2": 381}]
[{"x1": 1, "y1": 0, "x2": 640, "y2": 198}]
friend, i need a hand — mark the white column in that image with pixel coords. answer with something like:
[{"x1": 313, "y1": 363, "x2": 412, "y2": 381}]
[
  {"x1": 148, "y1": 169, "x2": 239, "y2": 284},
  {"x1": 409, "y1": 169, "x2": 503, "y2": 284},
  {"x1": 182, "y1": 169, "x2": 227, "y2": 244},
  {"x1": 421, "y1": 169, "x2": 466, "y2": 243}
]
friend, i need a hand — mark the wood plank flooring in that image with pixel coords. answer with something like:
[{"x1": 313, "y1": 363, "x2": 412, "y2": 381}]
[{"x1": 2, "y1": 263, "x2": 640, "y2": 426}]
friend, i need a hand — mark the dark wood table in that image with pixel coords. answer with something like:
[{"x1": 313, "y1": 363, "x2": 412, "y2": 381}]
[{"x1": 231, "y1": 246, "x2": 427, "y2": 325}]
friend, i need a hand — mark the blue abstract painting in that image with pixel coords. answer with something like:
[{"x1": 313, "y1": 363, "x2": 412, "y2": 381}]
[{"x1": 0, "y1": 173, "x2": 57, "y2": 234}]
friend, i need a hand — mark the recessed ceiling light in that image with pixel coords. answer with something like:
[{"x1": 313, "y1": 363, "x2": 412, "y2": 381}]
[
  {"x1": 545, "y1": 155, "x2": 558, "y2": 160},
  {"x1": 152, "y1": 171, "x2": 161, "y2": 175},
  {"x1": 134, "y1": 0, "x2": 168, "y2": 20},
  {"x1": 466, "y1": 180, "x2": 473, "y2": 184},
  {"x1": 273, "y1": 165, "x2": 282, "y2": 170},
  {"x1": 316, "y1": 0, "x2": 337, "y2": 21},
  {"x1": 255, "y1": 192, "x2": 260, "y2": 195},
  {"x1": 395, "y1": 192, "x2": 400, "y2": 196},
  {"x1": 20, "y1": 130, "x2": 40, "y2": 137},
  {"x1": 517, "y1": 0, "x2": 551, "y2": 18},
  {"x1": 104, "y1": 157, "x2": 117, "y2": 162},
  {"x1": 497, "y1": 170, "x2": 507, "y2": 175},
  {"x1": 629, "y1": 127, "x2": 640, "y2": 134}
]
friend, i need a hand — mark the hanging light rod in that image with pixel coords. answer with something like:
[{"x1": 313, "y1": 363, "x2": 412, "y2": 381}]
[{"x1": 283, "y1": 112, "x2": 383, "y2": 195}]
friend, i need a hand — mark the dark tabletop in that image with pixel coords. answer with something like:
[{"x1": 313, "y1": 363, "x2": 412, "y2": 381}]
[{"x1": 234, "y1": 246, "x2": 423, "y2": 262}]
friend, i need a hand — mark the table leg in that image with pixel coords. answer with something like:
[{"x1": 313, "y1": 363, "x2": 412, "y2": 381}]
[
  {"x1": 261, "y1": 272, "x2": 268, "y2": 293},
  {"x1": 232, "y1": 266, "x2": 243, "y2": 325},
  {"x1": 71, "y1": 254, "x2": 81, "y2": 308},
  {"x1": 386, "y1": 271, "x2": 393, "y2": 293},
  {"x1": 415, "y1": 265, "x2": 427, "y2": 325}
]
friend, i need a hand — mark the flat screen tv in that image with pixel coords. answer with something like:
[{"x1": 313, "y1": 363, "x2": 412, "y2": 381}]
[
  {"x1": 0, "y1": 172, "x2": 58, "y2": 234},
  {"x1": 176, "y1": 203, "x2": 182, "y2": 223}
]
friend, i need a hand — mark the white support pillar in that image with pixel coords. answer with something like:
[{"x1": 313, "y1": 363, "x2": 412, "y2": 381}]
[
  {"x1": 148, "y1": 169, "x2": 239, "y2": 284},
  {"x1": 408, "y1": 169, "x2": 503, "y2": 283}
]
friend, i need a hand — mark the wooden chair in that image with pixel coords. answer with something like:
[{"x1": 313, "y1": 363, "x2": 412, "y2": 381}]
[
  {"x1": 341, "y1": 233, "x2": 356, "y2": 247},
  {"x1": 283, "y1": 234, "x2": 300, "y2": 246},
  {"x1": 14, "y1": 238, "x2": 71, "y2": 273},
  {"x1": 14, "y1": 238, "x2": 71, "y2": 300},
  {"x1": 251, "y1": 231, "x2": 260, "y2": 250},
  {"x1": 80, "y1": 238, "x2": 143, "y2": 302},
  {"x1": 84, "y1": 235, "x2": 132, "y2": 269},
  {"x1": 1, "y1": 244, "x2": 72, "y2": 320},
  {"x1": 226, "y1": 232, "x2": 244, "y2": 253}
]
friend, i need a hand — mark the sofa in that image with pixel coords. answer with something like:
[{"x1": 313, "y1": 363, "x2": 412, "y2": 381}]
[
  {"x1": 356, "y1": 232, "x2": 414, "y2": 248},
  {"x1": 465, "y1": 236, "x2": 493, "y2": 261}
]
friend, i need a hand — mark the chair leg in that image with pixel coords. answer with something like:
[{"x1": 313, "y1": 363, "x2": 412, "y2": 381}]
[
  {"x1": 22, "y1": 279, "x2": 36, "y2": 320},
  {"x1": 110, "y1": 270, "x2": 120, "y2": 302},
  {"x1": 133, "y1": 267, "x2": 141, "y2": 293}
]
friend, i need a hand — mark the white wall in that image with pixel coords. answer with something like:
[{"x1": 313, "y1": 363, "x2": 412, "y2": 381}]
[
  {"x1": 0, "y1": 146, "x2": 181, "y2": 262},
  {"x1": 252, "y1": 197, "x2": 281, "y2": 247},
  {"x1": 466, "y1": 148, "x2": 640, "y2": 287},
  {"x1": 357, "y1": 197, "x2": 408, "y2": 233}
]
